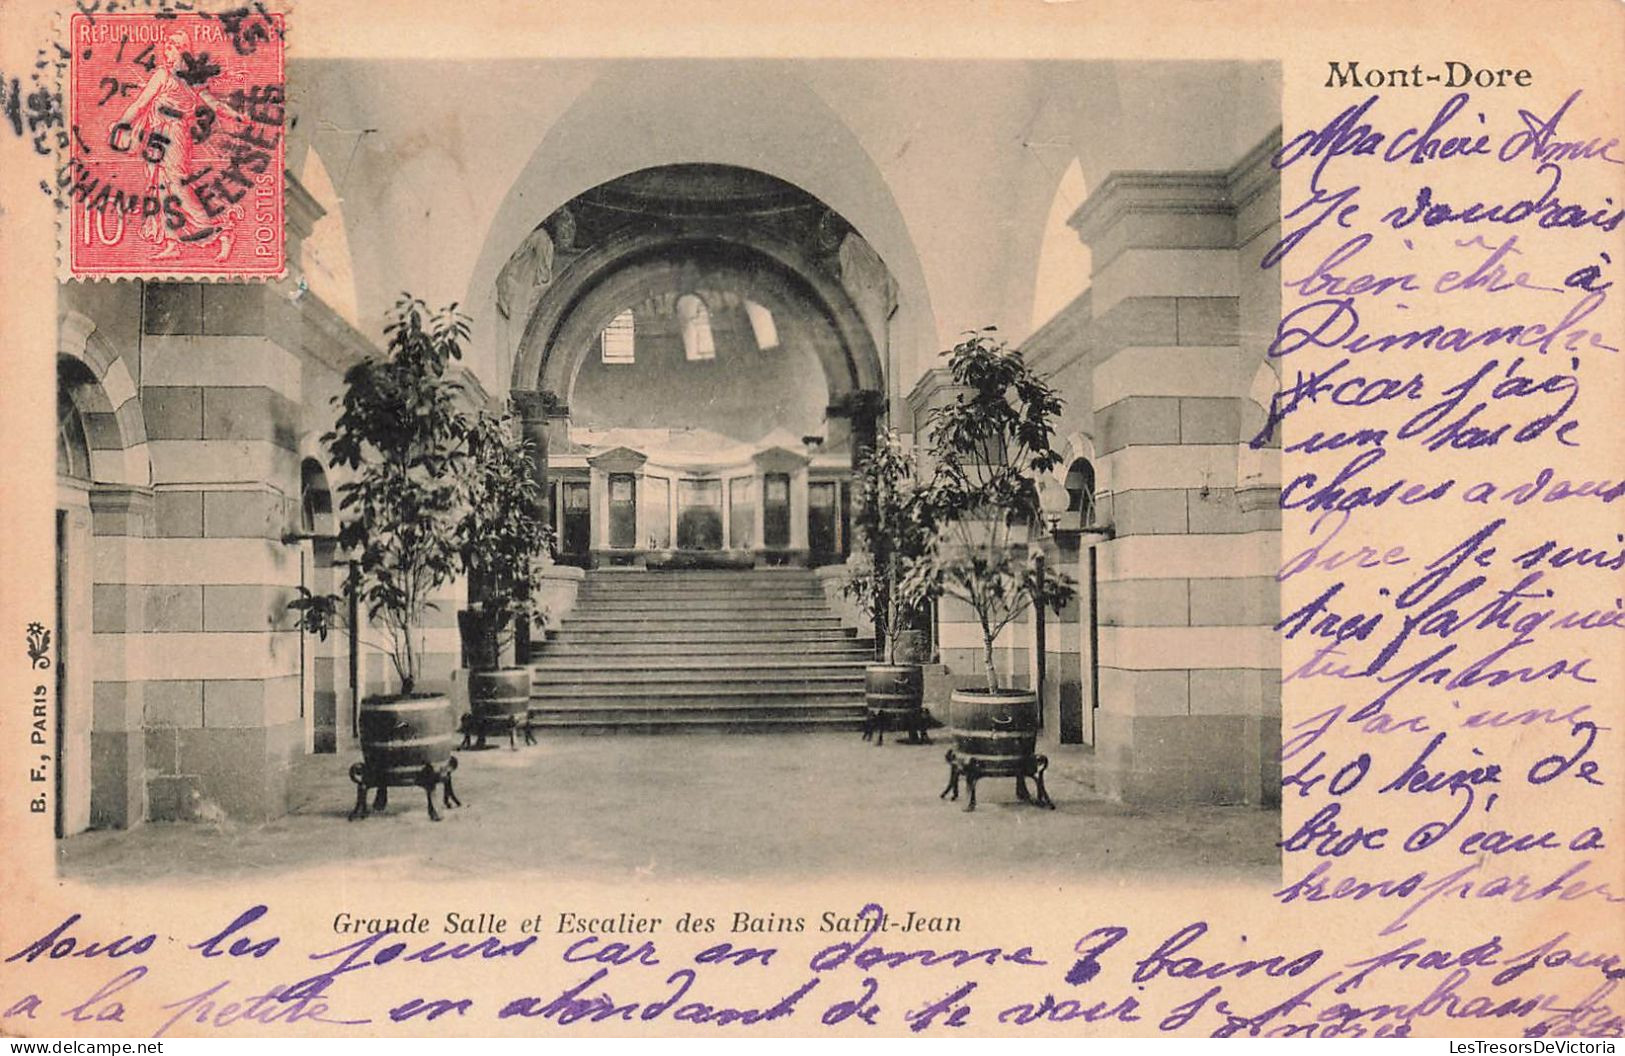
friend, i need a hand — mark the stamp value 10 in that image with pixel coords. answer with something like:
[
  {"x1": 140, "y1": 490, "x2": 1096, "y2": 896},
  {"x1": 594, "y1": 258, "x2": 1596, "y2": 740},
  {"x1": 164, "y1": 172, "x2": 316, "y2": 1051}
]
[{"x1": 66, "y1": 8, "x2": 286, "y2": 279}]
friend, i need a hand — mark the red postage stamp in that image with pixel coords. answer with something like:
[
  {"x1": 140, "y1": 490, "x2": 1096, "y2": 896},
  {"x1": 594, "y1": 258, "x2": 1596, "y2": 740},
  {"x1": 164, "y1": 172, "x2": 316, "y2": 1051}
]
[{"x1": 66, "y1": 8, "x2": 286, "y2": 279}]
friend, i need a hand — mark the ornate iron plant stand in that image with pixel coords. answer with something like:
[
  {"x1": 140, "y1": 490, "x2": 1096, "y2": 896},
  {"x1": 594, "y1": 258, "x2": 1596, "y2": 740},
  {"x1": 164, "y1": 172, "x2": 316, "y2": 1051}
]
[
  {"x1": 459, "y1": 711, "x2": 536, "y2": 750},
  {"x1": 348, "y1": 757, "x2": 462, "y2": 822},
  {"x1": 940, "y1": 749, "x2": 1055, "y2": 812},
  {"x1": 862, "y1": 707, "x2": 932, "y2": 745}
]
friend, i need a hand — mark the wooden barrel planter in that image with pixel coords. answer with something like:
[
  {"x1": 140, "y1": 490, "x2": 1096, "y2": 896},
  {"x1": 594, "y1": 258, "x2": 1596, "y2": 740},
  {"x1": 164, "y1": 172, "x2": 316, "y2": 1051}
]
[
  {"x1": 863, "y1": 663, "x2": 928, "y2": 745},
  {"x1": 468, "y1": 668, "x2": 534, "y2": 749},
  {"x1": 940, "y1": 689, "x2": 1054, "y2": 811},
  {"x1": 349, "y1": 693, "x2": 462, "y2": 821}
]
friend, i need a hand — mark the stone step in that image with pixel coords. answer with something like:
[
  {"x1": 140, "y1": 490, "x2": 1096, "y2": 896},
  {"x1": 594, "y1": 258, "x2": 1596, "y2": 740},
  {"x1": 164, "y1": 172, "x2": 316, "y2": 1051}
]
[
  {"x1": 582, "y1": 575, "x2": 823, "y2": 586},
  {"x1": 532, "y1": 677, "x2": 864, "y2": 693},
  {"x1": 576, "y1": 589, "x2": 826, "y2": 603},
  {"x1": 563, "y1": 616, "x2": 843, "y2": 632},
  {"x1": 535, "y1": 568, "x2": 860, "y2": 734},
  {"x1": 547, "y1": 625, "x2": 861, "y2": 640},
  {"x1": 529, "y1": 692, "x2": 864, "y2": 724},
  {"x1": 530, "y1": 692, "x2": 862, "y2": 710},
  {"x1": 546, "y1": 623, "x2": 858, "y2": 640},
  {"x1": 536, "y1": 641, "x2": 873, "y2": 658},
  {"x1": 574, "y1": 599, "x2": 832, "y2": 614},
  {"x1": 525, "y1": 712, "x2": 865, "y2": 735},
  {"x1": 532, "y1": 674, "x2": 864, "y2": 695},
  {"x1": 577, "y1": 585, "x2": 824, "y2": 596},
  {"x1": 533, "y1": 655, "x2": 869, "y2": 672},
  {"x1": 585, "y1": 571, "x2": 820, "y2": 582}
]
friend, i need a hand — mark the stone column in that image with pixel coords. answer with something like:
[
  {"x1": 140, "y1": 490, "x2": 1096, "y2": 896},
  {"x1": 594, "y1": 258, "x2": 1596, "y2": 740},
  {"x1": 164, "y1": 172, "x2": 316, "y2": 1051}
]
[
  {"x1": 510, "y1": 389, "x2": 558, "y2": 525},
  {"x1": 830, "y1": 389, "x2": 886, "y2": 469},
  {"x1": 139, "y1": 281, "x2": 306, "y2": 823},
  {"x1": 1068, "y1": 154, "x2": 1280, "y2": 807},
  {"x1": 85, "y1": 484, "x2": 153, "y2": 831},
  {"x1": 510, "y1": 388, "x2": 563, "y2": 659}
]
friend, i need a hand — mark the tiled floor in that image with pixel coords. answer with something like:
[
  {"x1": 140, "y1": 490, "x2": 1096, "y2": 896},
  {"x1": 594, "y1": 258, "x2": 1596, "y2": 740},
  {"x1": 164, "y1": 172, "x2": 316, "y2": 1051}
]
[{"x1": 59, "y1": 734, "x2": 1280, "y2": 885}]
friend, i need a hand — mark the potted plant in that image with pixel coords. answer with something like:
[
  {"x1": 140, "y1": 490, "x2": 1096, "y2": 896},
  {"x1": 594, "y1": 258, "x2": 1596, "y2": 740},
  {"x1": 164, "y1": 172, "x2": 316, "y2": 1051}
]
[
  {"x1": 844, "y1": 431, "x2": 937, "y2": 744},
  {"x1": 290, "y1": 296, "x2": 473, "y2": 820},
  {"x1": 457, "y1": 406, "x2": 553, "y2": 748},
  {"x1": 902, "y1": 329, "x2": 1076, "y2": 809}
]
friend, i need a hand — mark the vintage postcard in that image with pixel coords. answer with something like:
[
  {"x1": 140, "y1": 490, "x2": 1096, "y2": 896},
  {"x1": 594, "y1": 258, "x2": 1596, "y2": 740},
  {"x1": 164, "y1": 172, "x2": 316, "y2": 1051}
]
[
  {"x1": 0, "y1": 0, "x2": 1621, "y2": 1041},
  {"x1": 64, "y1": 8, "x2": 286, "y2": 278}
]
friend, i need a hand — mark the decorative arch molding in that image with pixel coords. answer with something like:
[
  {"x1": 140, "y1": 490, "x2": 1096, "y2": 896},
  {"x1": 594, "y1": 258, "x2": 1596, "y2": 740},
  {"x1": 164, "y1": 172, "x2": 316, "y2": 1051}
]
[
  {"x1": 298, "y1": 456, "x2": 338, "y2": 538},
  {"x1": 514, "y1": 221, "x2": 884, "y2": 407},
  {"x1": 1056, "y1": 431, "x2": 1108, "y2": 501},
  {"x1": 57, "y1": 310, "x2": 152, "y2": 488},
  {"x1": 462, "y1": 63, "x2": 939, "y2": 401}
]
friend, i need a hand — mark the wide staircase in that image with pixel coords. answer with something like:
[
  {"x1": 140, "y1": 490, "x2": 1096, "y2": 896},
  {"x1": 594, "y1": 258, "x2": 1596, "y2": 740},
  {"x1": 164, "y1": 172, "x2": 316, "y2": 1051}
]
[{"x1": 528, "y1": 568, "x2": 872, "y2": 733}]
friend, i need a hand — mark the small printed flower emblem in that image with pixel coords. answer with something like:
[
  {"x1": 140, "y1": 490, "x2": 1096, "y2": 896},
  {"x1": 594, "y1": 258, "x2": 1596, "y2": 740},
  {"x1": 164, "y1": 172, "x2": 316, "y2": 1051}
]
[{"x1": 26, "y1": 622, "x2": 51, "y2": 670}]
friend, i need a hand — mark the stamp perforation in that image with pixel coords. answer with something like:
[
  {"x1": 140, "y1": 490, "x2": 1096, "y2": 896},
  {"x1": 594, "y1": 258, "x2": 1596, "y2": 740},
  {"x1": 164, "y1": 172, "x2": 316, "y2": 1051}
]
[{"x1": 58, "y1": 0, "x2": 288, "y2": 283}]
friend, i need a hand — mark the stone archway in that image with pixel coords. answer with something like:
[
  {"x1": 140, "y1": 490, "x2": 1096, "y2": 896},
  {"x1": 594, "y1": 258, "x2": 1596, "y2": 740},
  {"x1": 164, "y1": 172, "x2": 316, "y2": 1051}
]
[
  {"x1": 518, "y1": 224, "x2": 884, "y2": 408},
  {"x1": 510, "y1": 166, "x2": 886, "y2": 409},
  {"x1": 57, "y1": 311, "x2": 153, "y2": 832},
  {"x1": 504, "y1": 166, "x2": 893, "y2": 543}
]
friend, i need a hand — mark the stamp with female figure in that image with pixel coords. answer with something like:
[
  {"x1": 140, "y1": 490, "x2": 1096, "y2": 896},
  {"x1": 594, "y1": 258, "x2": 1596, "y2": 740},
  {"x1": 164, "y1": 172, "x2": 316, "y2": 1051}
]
[{"x1": 66, "y1": 8, "x2": 285, "y2": 278}]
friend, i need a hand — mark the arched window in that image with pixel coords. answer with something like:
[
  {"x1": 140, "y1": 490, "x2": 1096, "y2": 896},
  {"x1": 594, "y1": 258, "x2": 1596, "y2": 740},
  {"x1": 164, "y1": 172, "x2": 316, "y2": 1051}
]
[
  {"x1": 745, "y1": 300, "x2": 779, "y2": 350},
  {"x1": 57, "y1": 386, "x2": 91, "y2": 481},
  {"x1": 676, "y1": 294, "x2": 715, "y2": 361},
  {"x1": 600, "y1": 309, "x2": 636, "y2": 364},
  {"x1": 300, "y1": 458, "x2": 334, "y2": 536},
  {"x1": 1065, "y1": 457, "x2": 1096, "y2": 524}
]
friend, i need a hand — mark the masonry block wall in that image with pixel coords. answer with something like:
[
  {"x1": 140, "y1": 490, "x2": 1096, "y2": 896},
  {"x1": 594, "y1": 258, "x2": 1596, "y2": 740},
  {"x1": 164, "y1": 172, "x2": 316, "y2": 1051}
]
[
  {"x1": 1020, "y1": 132, "x2": 1282, "y2": 807},
  {"x1": 59, "y1": 175, "x2": 382, "y2": 826},
  {"x1": 135, "y1": 282, "x2": 318, "y2": 821}
]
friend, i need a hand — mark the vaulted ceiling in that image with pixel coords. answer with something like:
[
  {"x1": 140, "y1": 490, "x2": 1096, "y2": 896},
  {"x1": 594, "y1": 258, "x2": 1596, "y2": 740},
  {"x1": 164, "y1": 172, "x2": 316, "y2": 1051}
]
[{"x1": 283, "y1": 58, "x2": 1279, "y2": 397}]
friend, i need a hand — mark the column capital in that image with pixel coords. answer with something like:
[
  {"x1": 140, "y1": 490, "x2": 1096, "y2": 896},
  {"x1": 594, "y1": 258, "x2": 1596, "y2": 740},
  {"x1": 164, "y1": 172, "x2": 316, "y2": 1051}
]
[
  {"x1": 827, "y1": 388, "x2": 887, "y2": 420},
  {"x1": 510, "y1": 388, "x2": 567, "y2": 422}
]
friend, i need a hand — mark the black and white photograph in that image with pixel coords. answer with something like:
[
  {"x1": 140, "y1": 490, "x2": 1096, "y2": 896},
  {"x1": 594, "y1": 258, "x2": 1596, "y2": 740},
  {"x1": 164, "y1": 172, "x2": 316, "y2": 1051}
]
[
  {"x1": 8, "y1": 0, "x2": 1618, "y2": 1041},
  {"x1": 49, "y1": 53, "x2": 1284, "y2": 884}
]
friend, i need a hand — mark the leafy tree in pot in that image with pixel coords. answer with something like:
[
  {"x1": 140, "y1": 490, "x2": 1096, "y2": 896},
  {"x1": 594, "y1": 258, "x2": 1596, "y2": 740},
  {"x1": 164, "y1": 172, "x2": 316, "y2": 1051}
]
[
  {"x1": 458, "y1": 406, "x2": 554, "y2": 670},
  {"x1": 290, "y1": 296, "x2": 473, "y2": 696},
  {"x1": 843, "y1": 430, "x2": 937, "y2": 664},
  {"x1": 901, "y1": 329, "x2": 1077, "y2": 693}
]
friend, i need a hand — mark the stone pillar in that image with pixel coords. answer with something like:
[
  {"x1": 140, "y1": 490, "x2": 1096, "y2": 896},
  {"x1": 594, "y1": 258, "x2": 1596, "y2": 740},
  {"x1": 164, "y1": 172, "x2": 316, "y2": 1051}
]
[
  {"x1": 86, "y1": 485, "x2": 153, "y2": 831},
  {"x1": 510, "y1": 389, "x2": 558, "y2": 525},
  {"x1": 139, "y1": 280, "x2": 306, "y2": 822},
  {"x1": 830, "y1": 389, "x2": 886, "y2": 469},
  {"x1": 509, "y1": 388, "x2": 563, "y2": 657},
  {"x1": 1068, "y1": 160, "x2": 1279, "y2": 807}
]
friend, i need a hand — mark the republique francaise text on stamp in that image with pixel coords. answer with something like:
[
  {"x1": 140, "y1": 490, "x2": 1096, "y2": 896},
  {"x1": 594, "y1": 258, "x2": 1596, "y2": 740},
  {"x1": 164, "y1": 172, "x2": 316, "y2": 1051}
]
[{"x1": 66, "y1": 8, "x2": 285, "y2": 279}]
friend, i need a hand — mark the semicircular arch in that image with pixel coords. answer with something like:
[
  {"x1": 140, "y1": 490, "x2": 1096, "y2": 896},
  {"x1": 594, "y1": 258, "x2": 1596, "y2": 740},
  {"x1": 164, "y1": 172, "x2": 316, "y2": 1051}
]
[
  {"x1": 520, "y1": 221, "x2": 882, "y2": 405},
  {"x1": 464, "y1": 63, "x2": 937, "y2": 398},
  {"x1": 57, "y1": 310, "x2": 151, "y2": 488}
]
